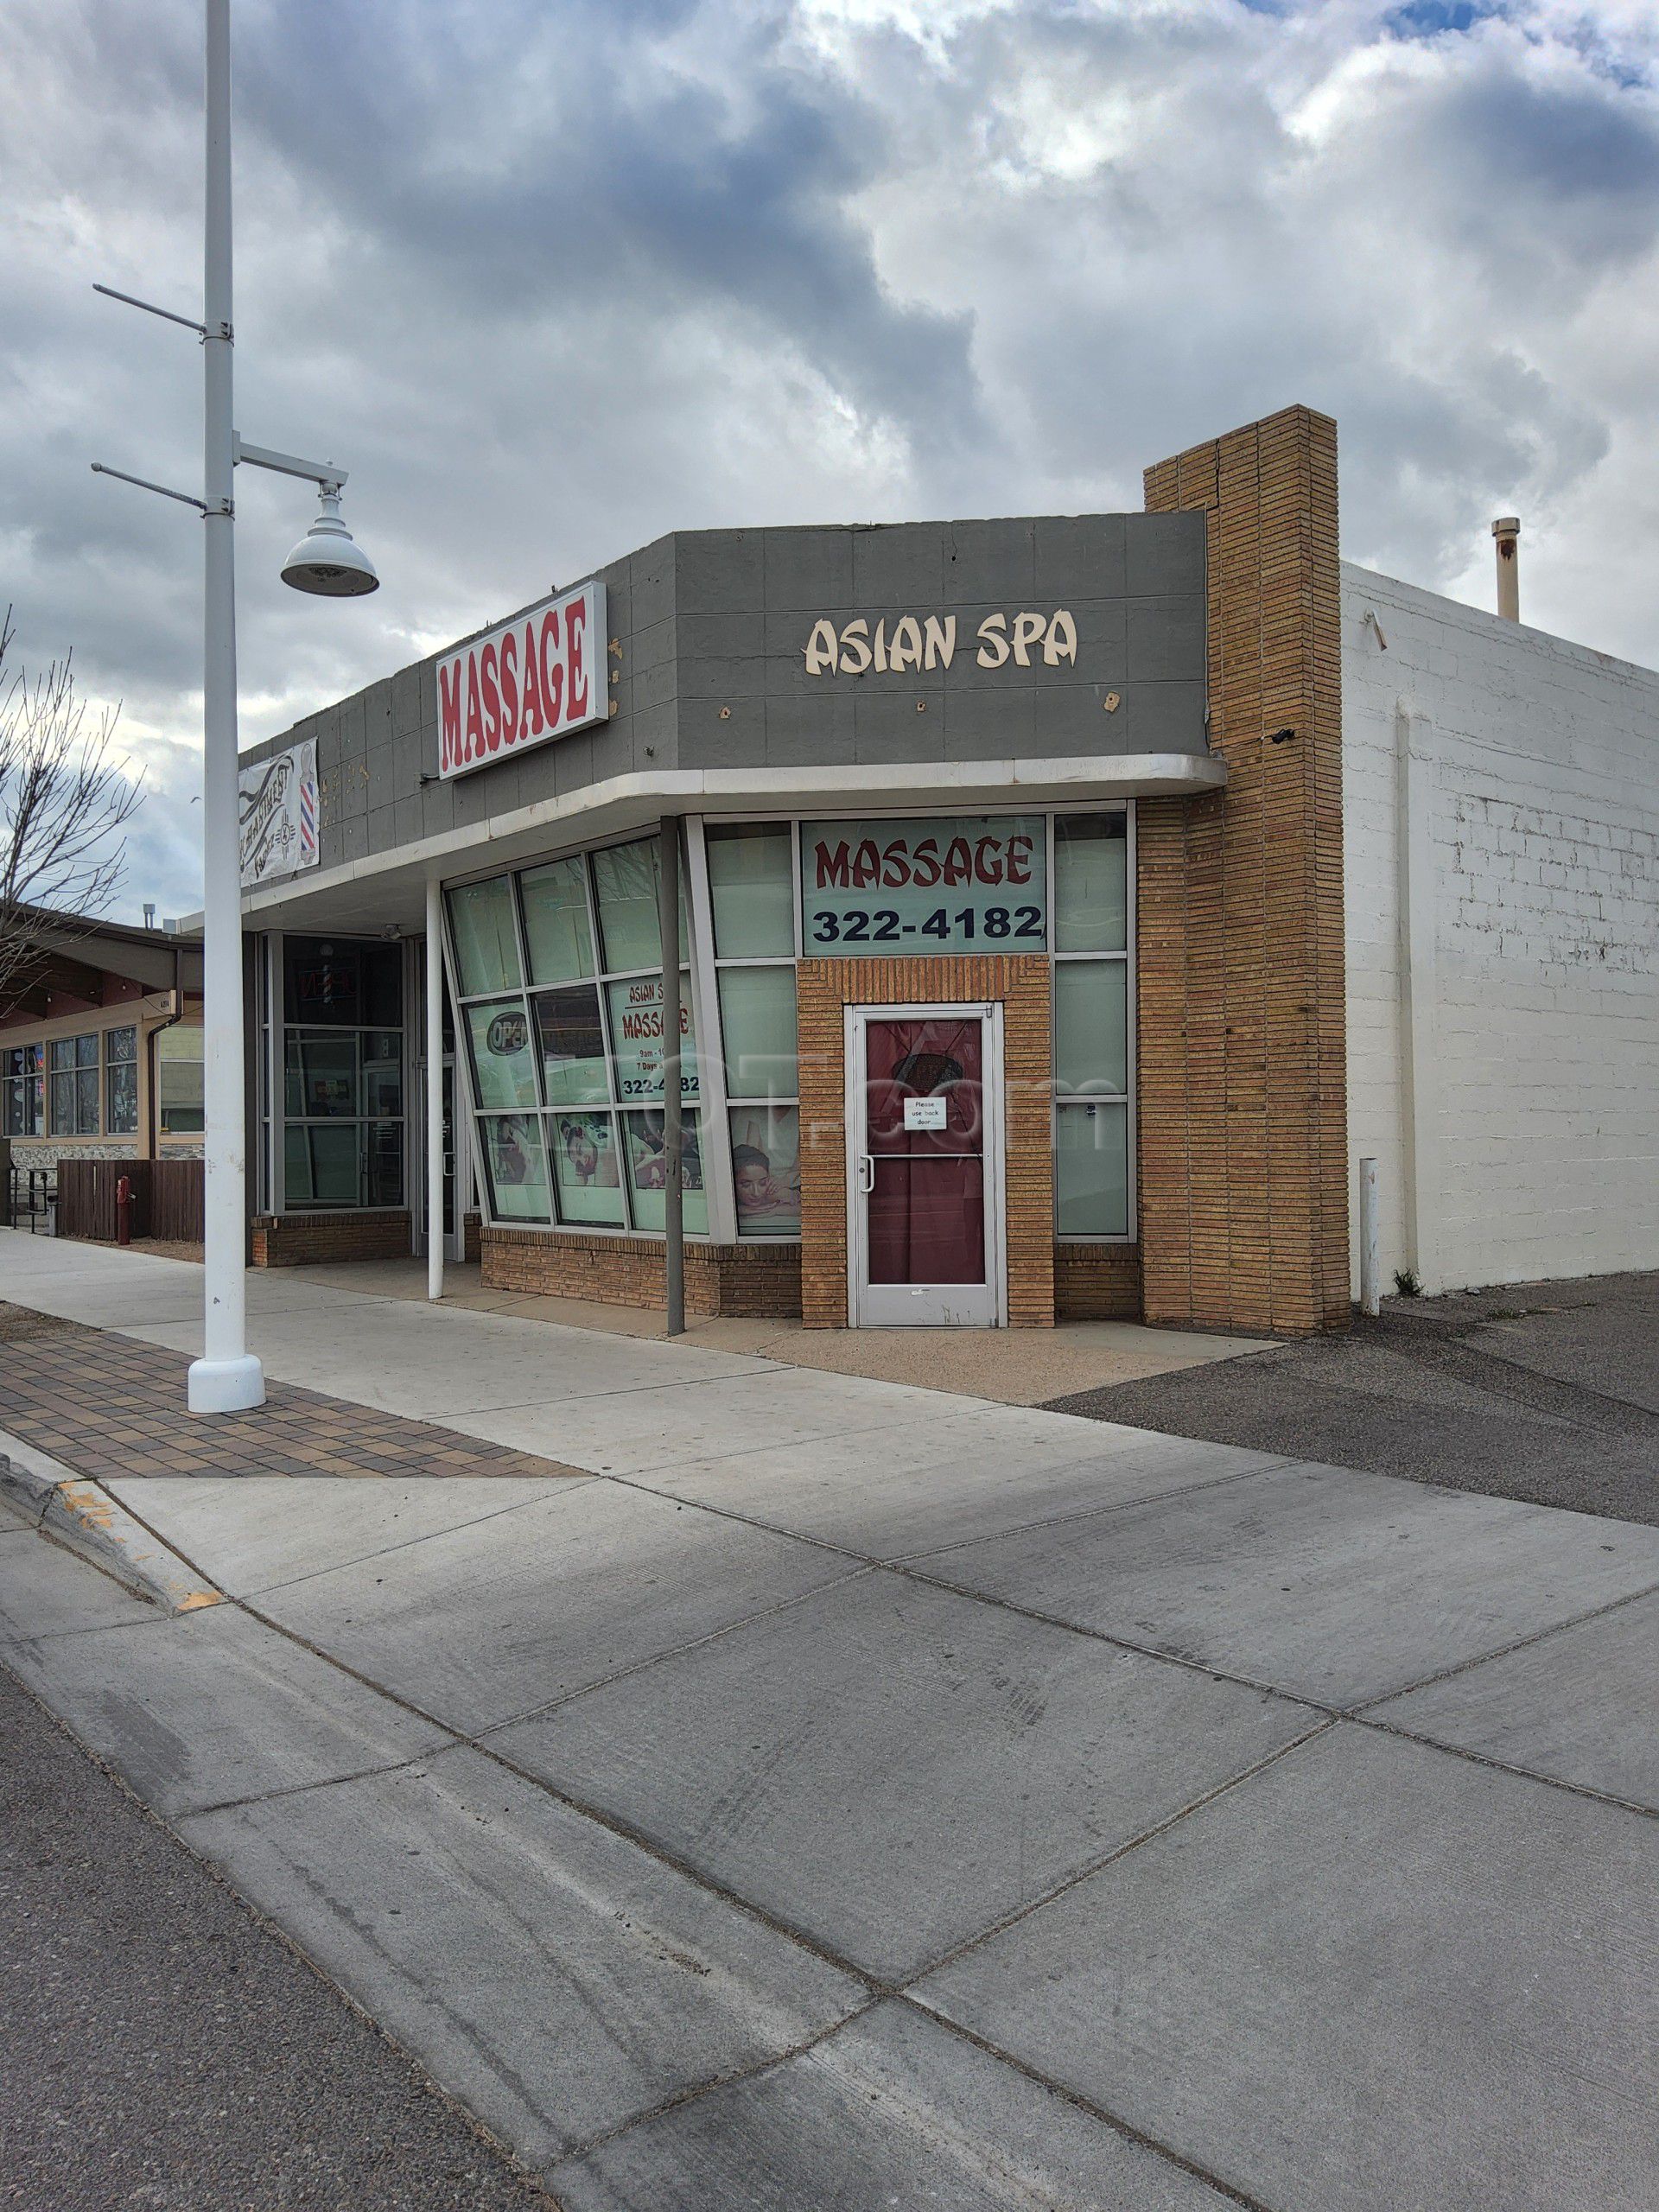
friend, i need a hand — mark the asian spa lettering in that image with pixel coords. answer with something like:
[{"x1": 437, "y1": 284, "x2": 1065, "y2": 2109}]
[
  {"x1": 436, "y1": 581, "x2": 607, "y2": 780},
  {"x1": 801, "y1": 610, "x2": 1077, "y2": 677}
]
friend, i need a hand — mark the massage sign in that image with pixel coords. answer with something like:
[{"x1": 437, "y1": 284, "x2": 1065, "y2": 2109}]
[
  {"x1": 803, "y1": 816, "x2": 1048, "y2": 950},
  {"x1": 436, "y1": 582, "x2": 607, "y2": 779}
]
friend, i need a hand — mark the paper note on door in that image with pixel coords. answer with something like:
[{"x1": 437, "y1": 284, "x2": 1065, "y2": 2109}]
[{"x1": 903, "y1": 1096, "x2": 948, "y2": 1132}]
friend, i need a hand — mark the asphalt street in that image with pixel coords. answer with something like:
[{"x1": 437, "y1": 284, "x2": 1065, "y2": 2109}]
[
  {"x1": 1047, "y1": 1271, "x2": 1659, "y2": 1524},
  {"x1": 0, "y1": 1659, "x2": 554, "y2": 2212}
]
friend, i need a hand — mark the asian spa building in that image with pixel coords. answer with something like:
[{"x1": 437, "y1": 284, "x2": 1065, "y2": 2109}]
[{"x1": 220, "y1": 405, "x2": 1659, "y2": 1334}]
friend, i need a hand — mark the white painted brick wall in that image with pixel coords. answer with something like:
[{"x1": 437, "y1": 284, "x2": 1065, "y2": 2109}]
[{"x1": 1343, "y1": 564, "x2": 1659, "y2": 1294}]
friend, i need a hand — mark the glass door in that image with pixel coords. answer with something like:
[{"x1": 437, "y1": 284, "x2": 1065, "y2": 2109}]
[{"x1": 849, "y1": 1006, "x2": 1004, "y2": 1326}]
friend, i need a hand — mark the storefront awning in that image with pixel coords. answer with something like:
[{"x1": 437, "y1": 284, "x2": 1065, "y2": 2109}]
[{"x1": 230, "y1": 753, "x2": 1226, "y2": 935}]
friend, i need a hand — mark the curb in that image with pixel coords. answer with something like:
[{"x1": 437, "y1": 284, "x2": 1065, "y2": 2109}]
[{"x1": 0, "y1": 1440, "x2": 224, "y2": 1617}]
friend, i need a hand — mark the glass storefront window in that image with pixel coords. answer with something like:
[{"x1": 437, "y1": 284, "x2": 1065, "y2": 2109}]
[
  {"x1": 365, "y1": 1122, "x2": 404, "y2": 1206},
  {"x1": 285, "y1": 1122, "x2": 360, "y2": 1207},
  {"x1": 278, "y1": 938, "x2": 404, "y2": 1210},
  {"x1": 593, "y1": 838, "x2": 660, "y2": 972},
  {"x1": 480, "y1": 1112, "x2": 550, "y2": 1222},
  {"x1": 532, "y1": 984, "x2": 608, "y2": 1105},
  {"x1": 363, "y1": 1032, "x2": 403, "y2": 1118},
  {"x1": 287, "y1": 1032, "x2": 359, "y2": 1118},
  {"x1": 728, "y1": 1103, "x2": 801, "y2": 1236},
  {"x1": 716, "y1": 967, "x2": 797, "y2": 1100},
  {"x1": 449, "y1": 877, "x2": 522, "y2": 995},
  {"x1": 49, "y1": 1034, "x2": 100, "y2": 1135},
  {"x1": 1054, "y1": 814, "x2": 1128, "y2": 952},
  {"x1": 521, "y1": 856, "x2": 594, "y2": 984},
  {"x1": 440, "y1": 807, "x2": 1134, "y2": 1247},
  {"x1": 547, "y1": 1109, "x2": 626, "y2": 1227},
  {"x1": 448, "y1": 836, "x2": 698, "y2": 1236},
  {"x1": 464, "y1": 1000, "x2": 537, "y2": 1110},
  {"x1": 708, "y1": 824, "x2": 794, "y2": 957},
  {"x1": 1054, "y1": 961, "x2": 1128, "y2": 1096},
  {"x1": 3, "y1": 1044, "x2": 44, "y2": 1136},
  {"x1": 106, "y1": 1027, "x2": 137, "y2": 1135},
  {"x1": 621, "y1": 1111, "x2": 709, "y2": 1235},
  {"x1": 1055, "y1": 1102, "x2": 1129, "y2": 1237},
  {"x1": 605, "y1": 975, "x2": 699, "y2": 1101},
  {"x1": 157, "y1": 1025, "x2": 204, "y2": 1134}
]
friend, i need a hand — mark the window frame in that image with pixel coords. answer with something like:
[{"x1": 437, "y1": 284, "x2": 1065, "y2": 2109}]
[
  {"x1": 700, "y1": 817, "x2": 802, "y2": 1242},
  {"x1": 48, "y1": 1032, "x2": 102, "y2": 1138},
  {"x1": 441, "y1": 802, "x2": 1137, "y2": 1250},
  {"x1": 445, "y1": 826, "x2": 721, "y2": 1240},
  {"x1": 1049, "y1": 804, "x2": 1136, "y2": 1243},
  {"x1": 3, "y1": 1042, "x2": 46, "y2": 1137},
  {"x1": 275, "y1": 938, "x2": 408, "y2": 1213},
  {"x1": 105, "y1": 1024, "x2": 138, "y2": 1137}
]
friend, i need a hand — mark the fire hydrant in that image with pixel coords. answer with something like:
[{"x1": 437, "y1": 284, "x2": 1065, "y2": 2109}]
[{"x1": 116, "y1": 1174, "x2": 133, "y2": 1248}]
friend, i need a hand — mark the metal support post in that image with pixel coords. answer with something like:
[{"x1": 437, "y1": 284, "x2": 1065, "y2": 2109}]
[
  {"x1": 426, "y1": 879, "x2": 446, "y2": 1303},
  {"x1": 1358, "y1": 1156, "x2": 1380, "y2": 1317},
  {"x1": 658, "y1": 818, "x2": 684, "y2": 1337}
]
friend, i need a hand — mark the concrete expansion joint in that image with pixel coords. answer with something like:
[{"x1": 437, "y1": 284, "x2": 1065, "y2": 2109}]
[
  {"x1": 891, "y1": 1996, "x2": 1286, "y2": 2212},
  {"x1": 552, "y1": 1998, "x2": 887, "y2": 2167}
]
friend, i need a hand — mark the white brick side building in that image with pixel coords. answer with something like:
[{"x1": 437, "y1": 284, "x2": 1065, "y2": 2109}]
[{"x1": 1343, "y1": 564, "x2": 1659, "y2": 1295}]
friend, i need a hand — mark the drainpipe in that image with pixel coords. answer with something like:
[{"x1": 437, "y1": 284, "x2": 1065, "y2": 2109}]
[
  {"x1": 1492, "y1": 517, "x2": 1520, "y2": 623},
  {"x1": 1397, "y1": 703, "x2": 1441, "y2": 1294},
  {"x1": 146, "y1": 940, "x2": 187, "y2": 1158}
]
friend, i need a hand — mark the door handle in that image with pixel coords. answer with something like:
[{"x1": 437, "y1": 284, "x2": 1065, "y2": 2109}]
[{"x1": 857, "y1": 1154, "x2": 875, "y2": 1195}]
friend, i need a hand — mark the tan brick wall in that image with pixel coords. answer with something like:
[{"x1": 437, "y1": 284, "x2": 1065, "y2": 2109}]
[
  {"x1": 1140, "y1": 404, "x2": 1349, "y2": 1334},
  {"x1": 251, "y1": 1211, "x2": 411, "y2": 1267},
  {"x1": 480, "y1": 1228, "x2": 801, "y2": 1319},
  {"x1": 1054, "y1": 1243, "x2": 1143, "y2": 1320},
  {"x1": 796, "y1": 955, "x2": 1054, "y2": 1330}
]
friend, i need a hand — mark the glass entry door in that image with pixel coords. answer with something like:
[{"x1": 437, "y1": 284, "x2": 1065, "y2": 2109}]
[{"x1": 848, "y1": 1005, "x2": 1004, "y2": 1326}]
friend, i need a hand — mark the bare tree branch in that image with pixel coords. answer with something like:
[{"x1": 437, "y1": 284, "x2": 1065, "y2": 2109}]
[{"x1": 0, "y1": 607, "x2": 146, "y2": 1007}]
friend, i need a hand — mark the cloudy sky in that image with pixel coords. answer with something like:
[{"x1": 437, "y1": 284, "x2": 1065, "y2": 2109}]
[{"x1": 4, "y1": 0, "x2": 1656, "y2": 918}]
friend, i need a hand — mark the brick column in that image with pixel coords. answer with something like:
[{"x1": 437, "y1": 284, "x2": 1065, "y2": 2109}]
[{"x1": 1139, "y1": 406, "x2": 1349, "y2": 1334}]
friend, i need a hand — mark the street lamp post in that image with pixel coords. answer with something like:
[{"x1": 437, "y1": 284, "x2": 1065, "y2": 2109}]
[
  {"x1": 92, "y1": 0, "x2": 379, "y2": 1414},
  {"x1": 194, "y1": 0, "x2": 259, "y2": 1413}
]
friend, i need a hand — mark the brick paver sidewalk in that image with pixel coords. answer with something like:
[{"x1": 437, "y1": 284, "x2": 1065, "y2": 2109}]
[{"x1": 0, "y1": 1306, "x2": 582, "y2": 1483}]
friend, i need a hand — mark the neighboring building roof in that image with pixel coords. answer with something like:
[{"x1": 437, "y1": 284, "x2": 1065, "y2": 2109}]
[{"x1": 0, "y1": 903, "x2": 203, "y2": 1027}]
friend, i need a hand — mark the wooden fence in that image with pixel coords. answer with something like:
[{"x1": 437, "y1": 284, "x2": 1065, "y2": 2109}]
[{"x1": 54, "y1": 1158, "x2": 205, "y2": 1244}]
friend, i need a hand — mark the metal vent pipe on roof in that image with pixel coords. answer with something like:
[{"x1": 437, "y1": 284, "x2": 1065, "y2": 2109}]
[{"x1": 1492, "y1": 517, "x2": 1521, "y2": 622}]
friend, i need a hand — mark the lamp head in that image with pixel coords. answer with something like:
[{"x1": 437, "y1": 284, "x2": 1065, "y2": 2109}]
[{"x1": 281, "y1": 485, "x2": 379, "y2": 597}]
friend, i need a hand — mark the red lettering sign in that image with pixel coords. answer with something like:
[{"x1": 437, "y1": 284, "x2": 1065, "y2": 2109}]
[{"x1": 435, "y1": 582, "x2": 607, "y2": 780}]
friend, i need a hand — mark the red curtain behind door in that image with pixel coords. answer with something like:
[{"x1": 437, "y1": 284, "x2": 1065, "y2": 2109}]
[{"x1": 864, "y1": 1018, "x2": 985, "y2": 1286}]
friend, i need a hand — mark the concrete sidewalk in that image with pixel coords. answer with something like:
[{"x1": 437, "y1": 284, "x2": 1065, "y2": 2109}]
[{"x1": 3, "y1": 1233, "x2": 1657, "y2": 2209}]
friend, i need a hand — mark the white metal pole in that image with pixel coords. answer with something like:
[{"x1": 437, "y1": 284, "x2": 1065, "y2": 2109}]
[
  {"x1": 658, "y1": 818, "x2": 683, "y2": 1337},
  {"x1": 1358, "y1": 1156, "x2": 1380, "y2": 1318},
  {"x1": 188, "y1": 0, "x2": 264, "y2": 1413},
  {"x1": 425, "y1": 878, "x2": 445, "y2": 1302}
]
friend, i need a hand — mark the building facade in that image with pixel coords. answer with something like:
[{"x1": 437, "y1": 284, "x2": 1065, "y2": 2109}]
[
  {"x1": 227, "y1": 403, "x2": 1657, "y2": 1325},
  {"x1": 0, "y1": 913, "x2": 204, "y2": 1173}
]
